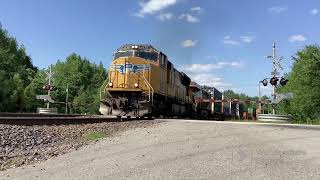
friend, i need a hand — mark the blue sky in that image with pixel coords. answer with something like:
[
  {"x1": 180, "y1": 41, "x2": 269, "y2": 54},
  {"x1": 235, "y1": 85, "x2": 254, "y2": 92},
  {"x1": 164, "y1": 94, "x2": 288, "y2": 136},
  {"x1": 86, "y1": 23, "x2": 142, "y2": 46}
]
[{"x1": 0, "y1": 0, "x2": 319, "y2": 96}]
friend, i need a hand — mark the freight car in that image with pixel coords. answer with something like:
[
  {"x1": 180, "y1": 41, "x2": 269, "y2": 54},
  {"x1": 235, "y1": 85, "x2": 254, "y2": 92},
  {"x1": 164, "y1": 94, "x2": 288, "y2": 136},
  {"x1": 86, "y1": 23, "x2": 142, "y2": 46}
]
[
  {"x1": 191, "y1": 83, "x2": 223, "y2": 119},
  {"x1": 99, "y1": 44, "x2": 221, "y2": 119}
]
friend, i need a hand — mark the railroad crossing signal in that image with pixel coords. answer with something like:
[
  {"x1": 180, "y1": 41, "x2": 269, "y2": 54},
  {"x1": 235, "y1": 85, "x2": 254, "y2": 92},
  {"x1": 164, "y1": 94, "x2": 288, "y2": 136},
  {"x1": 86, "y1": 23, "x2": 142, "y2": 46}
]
[
  {"x1": 261, "y1": 77, "x2": 288, "y2": 86},
  {"x1": 36, "y1": 95, "x2": 55, "y2": 103},
  {"x1": 262, "y1": 79, "x2": 268, "y2": 86},
  {"x1": 280, "y1": 78, "x2": 289, "y2": 86},
  {"x1": 264, "y1": 42, "x2": 287, "y2": 114},
  {"x1": 269, "y1": 77, "x2": 279, "y2": 86},
  {"x1": 272, "y1": 93, "x2": 293, "y2": 104},
  {"x1": 44, "y1": 64, "x2": 55, "y2": 108},
  {"x1": 43, "y1": 85, "x2": 57, "y2": 91},
  {"x1": 45, "y1": 67, "x2": 55, "y2": 82}
]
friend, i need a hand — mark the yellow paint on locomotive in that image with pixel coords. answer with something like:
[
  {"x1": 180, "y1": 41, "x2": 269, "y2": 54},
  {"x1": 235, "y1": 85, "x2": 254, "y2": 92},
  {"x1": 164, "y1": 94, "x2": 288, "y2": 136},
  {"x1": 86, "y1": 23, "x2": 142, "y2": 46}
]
[
  {"x1": 106, "y1": 56, "x2": 187, "y2": 102},
  {"x1": 107, "y1": 56, "x2": 152, "y2": 92}
]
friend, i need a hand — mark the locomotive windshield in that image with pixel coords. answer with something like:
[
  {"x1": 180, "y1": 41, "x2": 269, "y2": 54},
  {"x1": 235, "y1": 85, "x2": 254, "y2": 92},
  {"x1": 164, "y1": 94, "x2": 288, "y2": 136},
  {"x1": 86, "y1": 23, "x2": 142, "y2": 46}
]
[
  {"x1": 114, "y1": 51, "x2": 134, "y2": 60},
  {"x1": 135, "y1": 51, "x2": 158, "y2": 62},
  {"x1": 114, "y1": 50, "x2": 159, "y2": 62}
]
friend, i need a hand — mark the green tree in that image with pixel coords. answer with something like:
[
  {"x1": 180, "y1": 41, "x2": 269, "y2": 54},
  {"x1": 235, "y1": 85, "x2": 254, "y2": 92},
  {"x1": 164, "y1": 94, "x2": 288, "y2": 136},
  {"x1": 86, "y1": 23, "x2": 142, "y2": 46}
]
[
  {"x1": 25, "y1": 54, "x2": 107, "y2": 114},
  {"x1": 223, "y1": 90, "x2": 239, "y2": 100},
  {"x1": 277, "y1": 45, "x2": 320, "y2": 121},
  {"x1": 0, "y1": 24, "x2": 37, "y2": 112},
  {"x1": 222, "y1": 90, "x2": 269, "y2": 111},
  {"x1": 23, "y1": 70, "x2": 47, "y2": 111}
]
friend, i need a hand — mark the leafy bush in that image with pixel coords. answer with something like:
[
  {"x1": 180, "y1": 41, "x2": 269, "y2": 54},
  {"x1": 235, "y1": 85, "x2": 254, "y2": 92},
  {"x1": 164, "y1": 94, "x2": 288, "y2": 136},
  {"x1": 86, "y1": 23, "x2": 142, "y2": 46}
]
[{"x1": 277, "y1": 45, "x2": 320, "y2": 122}]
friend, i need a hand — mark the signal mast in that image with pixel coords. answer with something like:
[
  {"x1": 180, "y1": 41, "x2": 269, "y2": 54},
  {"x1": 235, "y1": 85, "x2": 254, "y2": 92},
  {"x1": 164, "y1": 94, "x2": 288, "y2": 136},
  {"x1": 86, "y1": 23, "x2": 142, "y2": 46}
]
[{"x1": 260, "y1": 42, "x2": 288, "y2": 115}]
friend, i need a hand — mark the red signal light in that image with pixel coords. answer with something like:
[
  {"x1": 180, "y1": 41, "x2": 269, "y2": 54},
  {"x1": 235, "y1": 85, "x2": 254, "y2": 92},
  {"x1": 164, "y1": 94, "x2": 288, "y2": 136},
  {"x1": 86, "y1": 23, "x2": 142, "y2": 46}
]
[
  {"x1": 262, "y1": 79, "x2": 268, "y2": 86},
  {"x1": 269, "y1": 77, "x2": 279, "y2": 86},
  {"x1": 280, "y1": 78, "x2": 288, "y2": 86},
  {"x1": 43, "y1": 85, "x2": 50, "y2": 90},
  {"x1": 49, "y1": 86, "x2": 57, "y2": 91}
]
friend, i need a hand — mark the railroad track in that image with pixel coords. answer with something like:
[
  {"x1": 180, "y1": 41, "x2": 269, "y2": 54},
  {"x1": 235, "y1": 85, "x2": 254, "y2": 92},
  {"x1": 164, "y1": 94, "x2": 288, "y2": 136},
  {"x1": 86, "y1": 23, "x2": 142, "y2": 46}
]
[{"x1": 0, "y1": 113, "x2": 153, "y2": 125}]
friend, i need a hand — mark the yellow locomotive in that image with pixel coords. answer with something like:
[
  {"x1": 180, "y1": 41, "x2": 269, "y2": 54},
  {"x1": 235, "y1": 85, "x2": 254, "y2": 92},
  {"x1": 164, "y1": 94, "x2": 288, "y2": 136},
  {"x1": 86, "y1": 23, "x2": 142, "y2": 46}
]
[{"x1": 99, "y1": 44, "x2": 195, "y2": 118}]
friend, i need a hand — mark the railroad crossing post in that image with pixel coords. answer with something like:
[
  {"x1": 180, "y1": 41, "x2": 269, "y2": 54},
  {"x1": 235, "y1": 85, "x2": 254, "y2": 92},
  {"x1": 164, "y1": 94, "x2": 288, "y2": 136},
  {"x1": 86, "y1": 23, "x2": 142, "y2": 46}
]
[
  {"x1": 258, "y1": 81, "x2": 262, "y2": 114},
  {"x1": 267, "y1": 42, "x2": 283, "y2": 115},
  {"x1": 272, "y1": 43, "x2": 276, "y2": 114},
  {"x1": 210, "y1": 96, "x2": 214, "y2": 115},
  {"x1": 236, "y1": 103, "x2": 240, "y2": 119},
  {"x1": 46, "y1": 65, "x2": 52, "y2": 109},
  {"x1": 221, "y1": 94, "x2": 224, "y2": 114}
]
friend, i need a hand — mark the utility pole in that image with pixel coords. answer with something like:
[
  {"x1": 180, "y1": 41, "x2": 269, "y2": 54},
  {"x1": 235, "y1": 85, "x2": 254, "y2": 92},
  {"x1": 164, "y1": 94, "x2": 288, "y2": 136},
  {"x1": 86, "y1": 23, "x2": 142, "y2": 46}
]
[
  {"x1": 258, "y1": 81, "x2": 262, "y2": 114},
  {"x1": 65, "y1": 83, "x2": 69, "y2": 114}
]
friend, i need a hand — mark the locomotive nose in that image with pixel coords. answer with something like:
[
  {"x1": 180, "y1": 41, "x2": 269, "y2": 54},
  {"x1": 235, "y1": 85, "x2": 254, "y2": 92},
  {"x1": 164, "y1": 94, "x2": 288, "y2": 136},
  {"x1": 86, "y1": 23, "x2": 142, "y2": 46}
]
[{"x1": 108, "y1": 57, "x2": 151, "y2": 90}]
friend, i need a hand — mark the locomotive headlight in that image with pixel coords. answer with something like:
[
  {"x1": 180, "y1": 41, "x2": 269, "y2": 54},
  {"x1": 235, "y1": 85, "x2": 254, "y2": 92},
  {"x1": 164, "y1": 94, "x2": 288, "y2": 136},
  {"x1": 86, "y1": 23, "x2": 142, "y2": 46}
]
[
  {"x1": 108, "y1": 82, "x2": 113, "y2": 87},
  {"x1": 134, "y1": 83, "x2": 139, "y2": 88}
]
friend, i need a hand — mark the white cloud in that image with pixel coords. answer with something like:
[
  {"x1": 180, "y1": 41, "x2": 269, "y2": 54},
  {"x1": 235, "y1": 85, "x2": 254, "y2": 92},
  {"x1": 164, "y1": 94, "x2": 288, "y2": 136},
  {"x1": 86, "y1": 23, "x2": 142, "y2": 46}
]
[
  {"x1": 289, "y1": 34, "x2": 307, "y2": 42},
  {"x1": 223, "y1": 35, "x2": 255, "y2": 45},
  {"x1": 187, "y1": 73, "x2": 232, "y2": 90},
  {"x1": 180, "y1": 61, "x2": 244, "y2": 73},
  {"x1": 190, "y1": 6, "x2": 202, "y2": 13},
  {"x1": 157, "y1": 12, "x2": 174, "y2": 21},
  {"x1": 179, "y1": 13, "x2": 199, "y2": 23},
  {"x1": 135, "y1": 0, "x2": 177, "y2": 17},
  {"x1": 310, "y1": 8, "x2": 319, "y2": 15},
  {"x1": 180, "y1": 61, "x2": 245, "y2": 91},
  {"x1": 223, "y1": 36, "x2": 240, "y2": 46},
  {"x1": 181, "y1": 40, "x2": 198, "y2": 48},
  {"x1": 268, "y1": 6, "x2": 288, "y2": 14},
  {"x1": 240, "y1": 36, "x2": 255, "y2": 43}
]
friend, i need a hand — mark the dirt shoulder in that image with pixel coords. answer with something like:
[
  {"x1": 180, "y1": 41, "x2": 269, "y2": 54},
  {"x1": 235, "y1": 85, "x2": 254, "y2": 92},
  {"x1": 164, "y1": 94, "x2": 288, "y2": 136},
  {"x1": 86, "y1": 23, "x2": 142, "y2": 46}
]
[{"x1": 0, "y1": 120, "x2": 160, "y2": 171}]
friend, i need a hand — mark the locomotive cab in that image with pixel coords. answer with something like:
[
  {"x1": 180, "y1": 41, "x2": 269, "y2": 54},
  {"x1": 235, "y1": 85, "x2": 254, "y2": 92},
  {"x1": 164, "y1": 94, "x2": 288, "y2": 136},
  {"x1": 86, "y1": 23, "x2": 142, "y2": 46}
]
[
  {"x1": 100, "y1": 44, "x2": 193, "y2": 118},
  {"x1": 100, "y1": 44, "x2": 159, "y2": 117}
]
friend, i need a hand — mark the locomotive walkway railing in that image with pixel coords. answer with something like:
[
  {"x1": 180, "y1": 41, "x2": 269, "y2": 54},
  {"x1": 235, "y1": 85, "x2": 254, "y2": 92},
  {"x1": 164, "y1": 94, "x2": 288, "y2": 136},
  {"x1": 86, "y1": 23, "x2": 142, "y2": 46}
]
[
  {"x1": 142, "y1": 65, "x2": 154, "y2": 103},
  {"x1": 100, "y1": 79, "x2": 109, "y2": 100}
]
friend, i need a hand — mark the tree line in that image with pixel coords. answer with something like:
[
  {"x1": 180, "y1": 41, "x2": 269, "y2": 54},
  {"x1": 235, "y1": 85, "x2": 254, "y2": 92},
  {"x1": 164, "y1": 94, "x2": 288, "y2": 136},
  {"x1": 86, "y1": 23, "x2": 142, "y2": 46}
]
[
  {"x1": 277, "y1": 45, "x2": 320, "y2": 123},
  {"x1": 0, "y1": 25, "x2": 106, "y2": 114}
]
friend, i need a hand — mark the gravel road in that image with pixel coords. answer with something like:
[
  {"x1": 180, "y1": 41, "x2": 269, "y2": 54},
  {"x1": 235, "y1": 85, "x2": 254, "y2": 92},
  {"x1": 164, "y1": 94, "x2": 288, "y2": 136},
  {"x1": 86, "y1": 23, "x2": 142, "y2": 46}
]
[{"x1": 1, "y1": 120, "x2": 320, "y2": 180}]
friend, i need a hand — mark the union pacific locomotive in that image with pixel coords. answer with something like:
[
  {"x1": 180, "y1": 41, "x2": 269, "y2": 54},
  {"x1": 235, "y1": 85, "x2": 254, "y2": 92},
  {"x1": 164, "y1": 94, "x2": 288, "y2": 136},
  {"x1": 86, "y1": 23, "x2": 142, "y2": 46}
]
[{"x1": 100, "y1": 44, "x2": 222, "y2": 119}]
